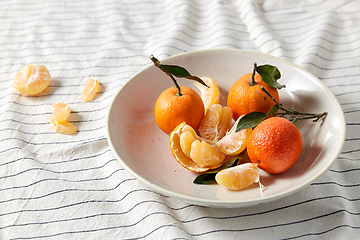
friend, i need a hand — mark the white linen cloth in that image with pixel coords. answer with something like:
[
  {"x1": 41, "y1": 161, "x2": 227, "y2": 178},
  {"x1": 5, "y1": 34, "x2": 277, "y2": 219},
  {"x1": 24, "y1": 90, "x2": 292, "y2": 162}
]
[{"x1": 0, "y1": 0, "x2": 359, "y2": 239}]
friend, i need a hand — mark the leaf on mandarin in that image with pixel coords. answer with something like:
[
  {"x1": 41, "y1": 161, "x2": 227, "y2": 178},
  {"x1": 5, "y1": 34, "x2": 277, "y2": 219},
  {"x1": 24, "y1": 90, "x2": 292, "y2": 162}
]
[
  {"x1": 236, "y1": 105, "x2": 279, "y2": 132},
  {"x1": 255, "y1": 64, "x2": 285, "y2": 89}
]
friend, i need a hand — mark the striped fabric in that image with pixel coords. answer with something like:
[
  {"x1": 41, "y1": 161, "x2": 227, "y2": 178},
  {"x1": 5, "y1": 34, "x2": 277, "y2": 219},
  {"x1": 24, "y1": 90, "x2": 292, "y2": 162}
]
[{"x1": 0, "y1": 0, "x2": 359, "y2": 239}]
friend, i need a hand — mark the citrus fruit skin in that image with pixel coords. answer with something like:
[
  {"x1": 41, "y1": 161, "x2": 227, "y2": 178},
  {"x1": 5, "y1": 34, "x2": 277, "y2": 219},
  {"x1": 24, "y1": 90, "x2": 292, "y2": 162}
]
[
  {"x1": 14, "y1": 65, "x2": 51, "y2": 96},
  {"x1": 154, "y1": 86, "x2": 204, "y2": 135},
  {"x1": 247, "y1": 117, "x2": 303, "y2": 174},
  {"x1": 227, "y1": 72, "x2": 279, "y2": 120}
]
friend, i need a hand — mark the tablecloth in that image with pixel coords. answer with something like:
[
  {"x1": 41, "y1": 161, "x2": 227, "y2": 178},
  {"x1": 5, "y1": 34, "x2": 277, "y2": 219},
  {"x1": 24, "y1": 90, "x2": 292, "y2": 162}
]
[{"x1": 1, "y1": 0, "x2": 359, "y2": 239}]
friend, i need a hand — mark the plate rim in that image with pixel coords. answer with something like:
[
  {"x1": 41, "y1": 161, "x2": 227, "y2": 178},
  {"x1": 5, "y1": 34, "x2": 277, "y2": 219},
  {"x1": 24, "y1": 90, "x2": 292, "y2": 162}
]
[{"x1": 106, "y1": 49, "x2": 346, "y2": 207}]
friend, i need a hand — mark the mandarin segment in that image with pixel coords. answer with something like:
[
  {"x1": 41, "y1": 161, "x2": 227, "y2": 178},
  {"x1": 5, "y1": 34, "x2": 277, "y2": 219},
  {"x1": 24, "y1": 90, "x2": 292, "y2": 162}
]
[
  {"x1": 80, "y1": 77, "x2": 100, "y2": 102},
  {"x1": 14, "y1": 65, "x2": 51, "y2": 96},
  {"x1": 180, "y1": 131, "x2": 196, "y2": 158},
  {"x1": 51, "y1": 102, "x2": 70, "y2": 123},
  {"x1": 215, "y1": 163, "x2": 260, "y2": 190},
  {"x1": 50, "y1": 102, "x2": 77, "y2": 135},
  {"x1": 50, "y1": 117, "x2": 77, "y2": 135},
  {"x1": 198, "y1": 104, "x2": 232, "y2": 143},
  {"x1": 216, "y1": 116, "x2": 252, "y2": 155},
  {"x1": 190, "y1": 140, "x2": 225, "y2": 168},
  {"x1": 195, "y1": 77, "x2": 220, "y2": 112}
]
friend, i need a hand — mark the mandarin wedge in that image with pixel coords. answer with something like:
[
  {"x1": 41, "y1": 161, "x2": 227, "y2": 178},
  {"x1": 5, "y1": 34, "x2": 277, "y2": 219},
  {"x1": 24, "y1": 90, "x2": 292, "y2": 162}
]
[
  {"x1": 215, "y1": 163, "x2": 260, "y2": 190},
  {"x1": 81, "y1": 77, "x2": 100, "y2": 102},
  {"x1": 190, "y1": 140, "x2": 225, "y2": 168},
  {"x1": 198, "y1": 104, "x2": 232, "y2": 143},
  {"x1": 50, "y1": 117, "x2": 77, "y2": 135},
  {"x1": 51, "y1": 102, "x2": 71, "y2": 123},
  {"x1": 195, "y1": 77, "x2": 220, "y2": 112},
  {"x1": 14, "y1": 65, "x2": 51, "y2": 96},
  {"x1": 216, "y1": 115, "x2": 252, "y2": 155}
]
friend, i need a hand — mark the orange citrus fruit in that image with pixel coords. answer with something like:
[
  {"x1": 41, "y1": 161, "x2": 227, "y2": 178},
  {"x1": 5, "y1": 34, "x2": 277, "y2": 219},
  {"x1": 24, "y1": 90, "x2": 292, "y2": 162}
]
[
  {"x1": 215, "y1": 163, "x2": 260, "y2": 190},
  {"x1": 51, "y1": 102, "x2": 71, "y2": 123},
  {"x1": 247, "y1": 117, "x2": 303, "y2": 174},
  {"x1": 13, "y1": 65, "x2": 51, "y2": 96},
  {"x1": 216, "y1": 116, "x2": 252, "y2": 155},
  {"x1": 170, "y1": 122, "x2": 225, "y2": 173},
  {"x1": 195, "y1": 77, "x2": 220, "y2": 112},
  {"x1": 81, "y1": 77, "x2": 100, "y2": 102},
  {"x1": 154, "y1": 86, "x2": 204, "y2": 135},
  {"x1": 198, "y1": 104, "x2": 232, "y2": 143},
  {"x1": 227, "y1": 72, "x2": 279, "y2": 120}
]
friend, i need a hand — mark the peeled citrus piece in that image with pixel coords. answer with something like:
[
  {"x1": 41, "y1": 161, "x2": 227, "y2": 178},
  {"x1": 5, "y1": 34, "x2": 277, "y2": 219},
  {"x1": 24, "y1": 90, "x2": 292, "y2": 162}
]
[
  {"x1": 215, "y1": 163, "x2": 259, "y2": 190},
  {"x1": 80, "y1": 77, "x2": 100, "y2": 102},
  {"x1": 216, "y1": 116, "x2": 252, "y2": 155},
  {"x1": 198, "y1": 104, "x2": 232, "y2": 143},
  {"x1": 50, "y1": 117, "x2": 77, "y2": 135},
  {"x1": 180, "y1": 131, "x2": 196, "y2": 158},
  {"x1": 195, "y1": 77, "x2": 220, "y2": 112},
  {"x1": 170, "y1": 122, "x2": 224, "y2": 173},
  {"x1": 190, "y1": 140, "x2": 225, "y2": 168},
  {"x1": 51, "y1": 102, "x2": 70, "y2": 123},
  {"x1": 14, "y1": 65, "x2": 51, "y2": 96}
]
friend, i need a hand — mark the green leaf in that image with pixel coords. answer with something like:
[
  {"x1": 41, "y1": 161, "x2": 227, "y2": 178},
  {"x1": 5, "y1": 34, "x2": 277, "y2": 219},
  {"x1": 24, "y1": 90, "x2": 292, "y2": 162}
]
[
  {"x1": 256, "y1": 64, "x2": 285, "y2": 89},
  {"x1": 235, "y1": 104, "x2": 279, "y2": 132},
  {"x1": 160, "y1": 64, "x2": 209, "y2": 87},
  {"x1": 236, "y1": 112, "x2": 266, "y2": 132},
  {"x1": 193, "y1": 154, "x2": 244, "y2": 184}
]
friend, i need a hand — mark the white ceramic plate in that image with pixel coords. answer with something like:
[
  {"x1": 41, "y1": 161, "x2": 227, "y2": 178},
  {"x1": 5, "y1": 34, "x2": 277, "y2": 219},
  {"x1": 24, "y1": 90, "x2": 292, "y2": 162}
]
[{"x1": 106, "y1": 49, "x2": 346, "y2": 208}]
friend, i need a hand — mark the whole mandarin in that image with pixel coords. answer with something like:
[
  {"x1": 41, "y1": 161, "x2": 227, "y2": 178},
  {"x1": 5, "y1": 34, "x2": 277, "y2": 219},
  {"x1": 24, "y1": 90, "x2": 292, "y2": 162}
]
[
  {"x1": 247, "y1": 117, "x2": 303, "y2": 174},
  {"x1": 227, "y1": 72, "x2": 279, "y2": 120},
  {"x1": 154, "y1": 86, "x2": 204, "y2": 134}
]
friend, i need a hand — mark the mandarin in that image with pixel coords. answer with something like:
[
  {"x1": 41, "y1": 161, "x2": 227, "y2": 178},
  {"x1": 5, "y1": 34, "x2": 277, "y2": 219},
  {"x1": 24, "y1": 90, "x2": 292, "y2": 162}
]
[
  {"x1": 227, "y1": 72, "x2": 279, "y2": 120},
  {"x1": 247, "y1": 117, "x2": 303, "y2": 174},
  {"x1": 14, "y1": 65, "x2": 51, "y2": 96},
  {"x1": 154, "y1": 86, "x2": 204, "y2": 135}
]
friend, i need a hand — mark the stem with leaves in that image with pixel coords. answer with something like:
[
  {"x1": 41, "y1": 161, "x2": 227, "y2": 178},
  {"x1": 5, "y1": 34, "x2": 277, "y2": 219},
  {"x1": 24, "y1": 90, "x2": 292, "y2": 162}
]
[
  {"x1": 261, "y1": 87, "x2": 328, "y2": 123},
  {"x1": 150, "y1": 55, "x2": 208, "y2": 97},
  {"x1": 236, "y1": 87, "x2": 328, "y2": 132}
]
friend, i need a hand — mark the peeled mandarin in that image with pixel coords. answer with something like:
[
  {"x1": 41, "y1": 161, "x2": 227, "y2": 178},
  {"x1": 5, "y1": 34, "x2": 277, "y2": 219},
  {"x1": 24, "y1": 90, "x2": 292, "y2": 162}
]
[
  {"x1": 169, "y1": 122, "x2": 224, "y2": 173},
  {"x1": 14, "y1": 65, "x2": 51, "y2": 96}
]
